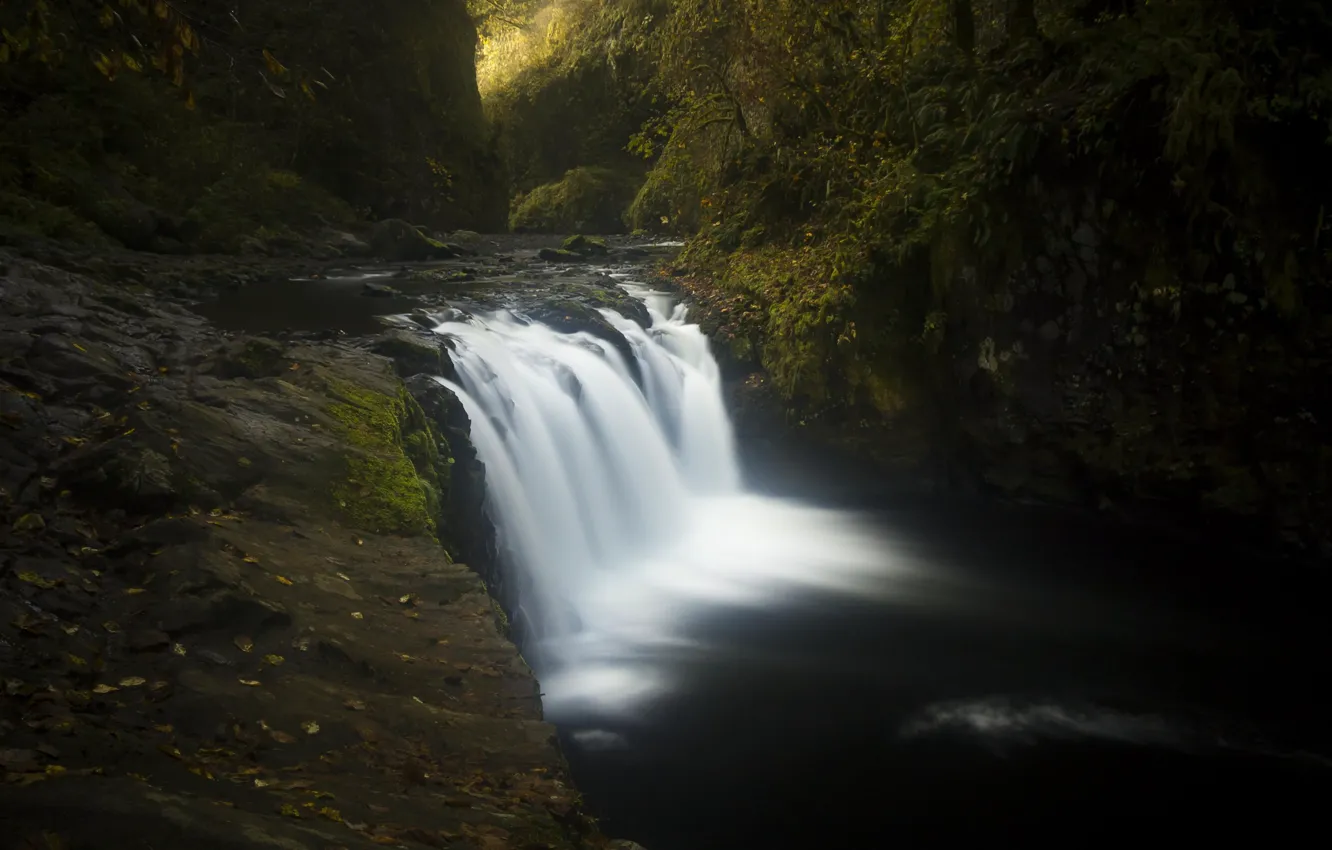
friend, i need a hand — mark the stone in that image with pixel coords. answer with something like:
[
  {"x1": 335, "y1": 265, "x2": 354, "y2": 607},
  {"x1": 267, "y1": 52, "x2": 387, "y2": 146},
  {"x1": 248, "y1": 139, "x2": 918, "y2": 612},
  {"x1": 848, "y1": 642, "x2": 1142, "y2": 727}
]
[
  {"x1": 362, "y1": 282, "x2": 403, "y2": 297},
  {"x1": 370, "y1": 219, "x2": 460, "y2": 262},
  {"x1": 538, "y1": 247, "x2": 587, "y2": 263},
  {"x1": 372, "y1": 329, "x2": 444, "y2": 378}
]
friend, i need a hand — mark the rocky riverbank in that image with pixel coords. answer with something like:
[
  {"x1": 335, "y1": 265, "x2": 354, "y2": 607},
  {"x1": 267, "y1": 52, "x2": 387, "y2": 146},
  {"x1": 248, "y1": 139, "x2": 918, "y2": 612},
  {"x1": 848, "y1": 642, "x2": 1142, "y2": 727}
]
[{"x1": 0, "y1": 242, "x2": 663, "y2": 849}]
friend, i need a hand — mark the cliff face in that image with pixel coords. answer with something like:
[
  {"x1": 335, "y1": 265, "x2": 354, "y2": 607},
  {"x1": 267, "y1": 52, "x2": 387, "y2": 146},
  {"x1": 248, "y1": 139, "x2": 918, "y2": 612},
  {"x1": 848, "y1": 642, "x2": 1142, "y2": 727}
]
[
  {"x1": 0, "y1": 0, "x2": 506, "y2": 253},
  {"x1": 650, "y1": 1, "x2": 1332, "y2": 557}
]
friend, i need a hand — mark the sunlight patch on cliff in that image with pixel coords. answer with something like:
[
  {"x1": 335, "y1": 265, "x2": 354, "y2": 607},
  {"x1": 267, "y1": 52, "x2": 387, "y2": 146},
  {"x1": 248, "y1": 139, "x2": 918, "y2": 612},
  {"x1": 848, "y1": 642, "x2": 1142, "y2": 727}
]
[{"x1": 474, "y1": 0, "x2": 580, "y2": 99}]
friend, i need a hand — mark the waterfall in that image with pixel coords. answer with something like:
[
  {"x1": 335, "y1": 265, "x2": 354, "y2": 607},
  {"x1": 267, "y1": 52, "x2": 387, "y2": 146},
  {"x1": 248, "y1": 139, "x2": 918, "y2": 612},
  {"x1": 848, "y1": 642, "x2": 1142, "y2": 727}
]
[{"x1": 433, "y1": 294, "x2": 902, "y2": 719}]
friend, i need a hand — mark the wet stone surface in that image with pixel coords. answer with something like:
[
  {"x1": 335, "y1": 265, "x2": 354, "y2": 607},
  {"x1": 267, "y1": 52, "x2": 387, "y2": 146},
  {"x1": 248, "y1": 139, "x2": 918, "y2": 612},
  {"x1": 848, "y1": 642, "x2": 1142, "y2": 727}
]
[{"x1": 0, "y1": 244, "x2": 656, "y2": 849}]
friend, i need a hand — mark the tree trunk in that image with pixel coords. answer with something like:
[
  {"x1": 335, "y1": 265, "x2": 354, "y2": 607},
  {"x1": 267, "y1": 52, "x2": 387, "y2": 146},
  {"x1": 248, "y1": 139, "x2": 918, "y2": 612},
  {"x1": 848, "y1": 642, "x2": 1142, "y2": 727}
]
[
  {"x1": 953, "y1": 0, "x2": 976, "y2": 55},
  {"x1": 1009, "y1": 0, "x2": 1039, "y2": 41}
]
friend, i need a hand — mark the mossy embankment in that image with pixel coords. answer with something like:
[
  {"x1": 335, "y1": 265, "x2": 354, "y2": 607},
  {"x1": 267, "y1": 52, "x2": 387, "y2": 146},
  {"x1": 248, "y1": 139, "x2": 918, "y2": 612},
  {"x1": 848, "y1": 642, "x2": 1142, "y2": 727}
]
[
  {"x1": 629, "y1": 1, "x2": 1332, "y2": 557},
  {"x1": 0, "y1": 252, "x2": 607, "y2": 848},
  {"x1": 0, "y1": 0, "x2": 505, "y2": 255}
]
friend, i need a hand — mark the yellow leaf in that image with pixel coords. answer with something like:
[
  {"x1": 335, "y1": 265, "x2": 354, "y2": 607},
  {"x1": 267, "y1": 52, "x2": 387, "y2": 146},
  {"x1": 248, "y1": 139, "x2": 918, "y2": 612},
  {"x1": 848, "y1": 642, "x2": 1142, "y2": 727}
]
[
  {"x1": 172, "y1": 643, "x2": 186, "y2": 656},
  {"x1": 118, "y1": 676, "x2": 147, "y2": 687},
  {"x1": 238, "y1": 679, "x2": 262, "y2": 687},
  {"x1": 262, "y1": 48, "x2": 287, "y2": 77},
  {"x1": 93, "y1": 684, "x2": 119, "y2": 694},
  {"x1": 45, "y1": 765, "x2": 66, "y2": 776},
  {"x1": 184, "y1": 90, "x2": 195, "y2": 110},
  {"x1": 125, "y1": 587, "x2": 145, "y2": 595},
  {"x1": 275, "y1": 575, "x2": 293, "y2": 586},
  {"x1": 300, "y1": 81, "x2": 316, "y2": 102},
  {"x1": 279, "y1": 803, "x2": 301, "y2": 818},
  {"x1": 242, "y1": 555, "x2": 259, "y2": 564},
  {"x1": 350, "y1": 612, "x2": 364, "y2": 620},
  {"x1": 263, "y1": 654, "x2": 284, "y2": 666},
  {"x1": 234, "y1": 635, "x2": 254, "y2": 652},
  {"x1": 122, "y1": 51, "x2": 141, "y2": 72},
  {"x1": 301, "y1": 720, "x2": 320, "y2": 735}
]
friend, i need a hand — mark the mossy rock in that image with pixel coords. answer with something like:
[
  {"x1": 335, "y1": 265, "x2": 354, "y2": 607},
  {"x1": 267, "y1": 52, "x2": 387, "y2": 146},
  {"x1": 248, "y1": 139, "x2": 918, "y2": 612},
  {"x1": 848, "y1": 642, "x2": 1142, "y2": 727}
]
[
  {"x1": 509, "y1": 167, "x2": 639, "y2": 234},
  {"x1": 370, "y1": 219, "x2": 463, "y2": 262},
  {"x1": 325, "y1": 379, "x2": 437, "y2": 536},
  {"x1": 215, "y1": 338, "x2": 289, "y2": 380},
  {"x1": 372, "y1": 329, "x2": 446, "y2": 378},
  {"x1": 538, "y1": 248, "x2": 589, "y2": 263},
  {"x1": 561, "y1": 234, "x2": 610, "y2": 256}
]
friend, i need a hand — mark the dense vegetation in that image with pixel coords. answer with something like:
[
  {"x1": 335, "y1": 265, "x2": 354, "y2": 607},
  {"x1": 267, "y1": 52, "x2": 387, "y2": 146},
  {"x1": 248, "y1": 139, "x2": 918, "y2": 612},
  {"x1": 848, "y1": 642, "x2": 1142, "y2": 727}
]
[
  {"x1": 0, "y1": 0, "x2": 504, "y2": 252},
  {"x1": 488, "y1": 0, "x2": 1332, "y2": 552}
]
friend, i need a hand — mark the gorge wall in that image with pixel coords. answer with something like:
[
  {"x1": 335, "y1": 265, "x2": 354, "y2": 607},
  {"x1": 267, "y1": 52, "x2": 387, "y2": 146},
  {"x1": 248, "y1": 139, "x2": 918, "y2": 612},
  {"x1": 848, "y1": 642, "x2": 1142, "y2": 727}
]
[
  {"x1": 490, "y1": 0, "x2": 1332, "y2": 558},
  {"x1": 0, "y1": 0, "x2": 506, "y2": 254}
]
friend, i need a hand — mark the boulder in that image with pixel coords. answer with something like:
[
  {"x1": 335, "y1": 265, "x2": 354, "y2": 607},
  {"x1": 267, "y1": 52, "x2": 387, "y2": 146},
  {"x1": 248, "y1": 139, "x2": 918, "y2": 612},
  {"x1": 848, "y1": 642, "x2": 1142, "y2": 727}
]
[{"x1": 370, "y1": 219, "x2": 462, "y2": 262}]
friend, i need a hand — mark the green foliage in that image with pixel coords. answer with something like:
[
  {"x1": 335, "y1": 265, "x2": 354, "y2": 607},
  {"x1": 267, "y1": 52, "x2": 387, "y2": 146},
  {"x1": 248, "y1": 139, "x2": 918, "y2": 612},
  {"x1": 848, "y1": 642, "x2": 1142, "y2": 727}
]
[
  {"x1": 509, "y1": 166, "x2": 640, "y2": 233},
  {"x1": 189, "y1": 169, "x2": 356, "y2": 253},
  {"x1": 0, "y1": 0, "x2": 504, "y2": 249}
]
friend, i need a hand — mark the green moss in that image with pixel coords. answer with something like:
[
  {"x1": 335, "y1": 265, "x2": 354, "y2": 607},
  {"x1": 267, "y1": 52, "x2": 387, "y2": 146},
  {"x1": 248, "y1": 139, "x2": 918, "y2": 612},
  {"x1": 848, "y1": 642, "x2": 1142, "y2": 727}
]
[
  {"x1": 510, "y1": 167, "x2": 640, "y2": 233},
  {"x1": 0, "y1": 190, "x2": 113, "y2": 247},
  {"x1": 326, "y1": 379, "x2": 434, "y2": 537},
  {"x1": 561, "y1": 234, "x2": 609, "y2": 256}
]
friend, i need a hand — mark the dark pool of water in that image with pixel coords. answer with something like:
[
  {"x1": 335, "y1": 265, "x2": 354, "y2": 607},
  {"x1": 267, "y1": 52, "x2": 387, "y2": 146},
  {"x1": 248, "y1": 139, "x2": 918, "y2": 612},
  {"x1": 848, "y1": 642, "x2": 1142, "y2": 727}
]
[
  {"x1": 192, "y1": 272, "x2": 418, "y2": 336},
  {"x1": 556, "y1": 494, "x2": 1330, "y2": 846}
]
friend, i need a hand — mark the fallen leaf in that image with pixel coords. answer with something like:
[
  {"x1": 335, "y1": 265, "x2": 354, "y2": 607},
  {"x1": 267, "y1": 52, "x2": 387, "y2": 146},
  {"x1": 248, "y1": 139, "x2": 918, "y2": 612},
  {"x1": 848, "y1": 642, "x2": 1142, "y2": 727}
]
[
  {"x1": 93, "y1": 684, "x2": 119, "y2": 694},
  {"x1": 270, "y1": 730, "x2": 296, "y2": 744},
  {"x1": 238, "y1": 679, "x2": 262, "y2": 687},
  {"x1": 242, "y1": 555, "x2": 260, "y2": 564},
  {"x1": 118, "y1": 676, "x2": 147, "y2": 688},
  {"x1": 336, "y1": 572, "x2": 351, "y2": 582},
  {"x1": 301, "y1": 720, "x2": 320, "y2": 735},
  {"x1": 254, "y1": 778, "x2": 271, "y2": 788},
  {"x1": 275, "y1": 575, "x2": 293, "y2": 586},
  {"x1": 234, "y1": 635, "x2": 254, "y2": 652},
  {"x1": 158, "y1": 745, "x2": 183, "y2": 760},
  {"x1": 263, "y1": 654, "x2": 284, "y2": 666},
  {"x1": 125, "y1": 588, "x2": 146, "y2": 595},
  {"x1": 278, "y1": 803, "x2": 301, "y2": 818},
  {"x1": 16, "y1": 571, "x2": 56, "y2": 589},
  {"x1": 154, "y1": 724, "x2": 173, "y2": 733},
  {"x1": 343, "y1": 699, "x2": 366, "y2": 711},
  {"x1": 172, "y1": 643, "x2": 187, "y2": 657},
  {"x1": 102, "y1": 621, "x2": 121, "y2": 634},
  {"x1": 350, "y1": 612, "x2": 364, "y2": 620}
]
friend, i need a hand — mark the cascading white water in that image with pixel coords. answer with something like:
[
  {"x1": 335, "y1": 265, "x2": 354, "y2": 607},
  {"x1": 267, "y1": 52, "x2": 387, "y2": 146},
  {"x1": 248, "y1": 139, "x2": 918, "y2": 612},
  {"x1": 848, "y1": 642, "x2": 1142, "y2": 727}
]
[{"x1": 433, "y1": 293, "x2": 909, "y2": 719}]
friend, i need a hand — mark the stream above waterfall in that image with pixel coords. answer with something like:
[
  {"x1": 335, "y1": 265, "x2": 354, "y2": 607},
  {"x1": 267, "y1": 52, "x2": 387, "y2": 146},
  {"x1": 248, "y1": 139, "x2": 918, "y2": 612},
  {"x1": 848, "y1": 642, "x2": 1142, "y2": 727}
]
[{"x1": 431, "y1": 270, "x2": 1330, "y2": 846}]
